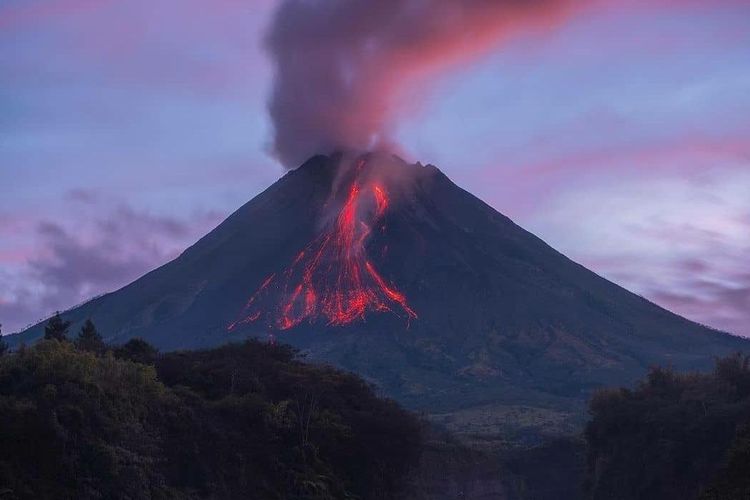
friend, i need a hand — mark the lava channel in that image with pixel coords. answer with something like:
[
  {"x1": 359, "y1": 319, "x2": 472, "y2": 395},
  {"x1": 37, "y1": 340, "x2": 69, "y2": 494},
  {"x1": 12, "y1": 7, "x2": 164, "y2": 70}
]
[{"x1": 228, "y1": 161, "x2": 416, "y2": 331}]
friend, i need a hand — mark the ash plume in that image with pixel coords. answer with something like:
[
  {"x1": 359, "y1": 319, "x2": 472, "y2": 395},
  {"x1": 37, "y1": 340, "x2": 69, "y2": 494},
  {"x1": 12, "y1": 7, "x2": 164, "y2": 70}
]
[{"x1": 266, "y1": 0, "x2": 582, "y2": 168}]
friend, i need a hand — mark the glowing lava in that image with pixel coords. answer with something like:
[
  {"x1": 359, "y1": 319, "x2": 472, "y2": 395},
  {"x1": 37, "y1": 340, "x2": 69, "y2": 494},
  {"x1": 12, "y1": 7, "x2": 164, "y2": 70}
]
[{"x1": 229, "y1": 160, "x2": 416, "y2": 332}]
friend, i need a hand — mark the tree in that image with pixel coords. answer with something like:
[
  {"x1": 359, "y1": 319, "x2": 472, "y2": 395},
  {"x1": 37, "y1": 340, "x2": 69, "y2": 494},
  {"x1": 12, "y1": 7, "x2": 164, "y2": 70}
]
[
  {"x1": 0, "y1": 323, "x2": 8, "y2": 356},
  {"x1": 44, "y1": 312, "x2": 71, "y2": 342},
  {"x1": 585, "y1": 353, "x2": 750, "y2": 500},
  {"x1": 113, "y1": 338, "x2": 158, "y2": 365},
  {"x1": 74, "y1": 319, "x2": 105, "y2": 354},
  {"x1": 0, "y1": 339, "x2": 423, "y2": 499}
]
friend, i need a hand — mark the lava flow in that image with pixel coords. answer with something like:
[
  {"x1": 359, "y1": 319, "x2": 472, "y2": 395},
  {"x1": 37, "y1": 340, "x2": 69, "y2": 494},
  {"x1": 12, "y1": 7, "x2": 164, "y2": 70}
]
[{"x1": 229, "y1": 160, "x2": 416, "y2": 332}]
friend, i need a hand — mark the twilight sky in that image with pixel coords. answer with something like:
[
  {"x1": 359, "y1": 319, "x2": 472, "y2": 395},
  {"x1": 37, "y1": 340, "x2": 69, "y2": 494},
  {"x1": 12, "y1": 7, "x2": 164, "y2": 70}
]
[{"x1": 1, "y1": 0, "x2": 749, "y2": 336}]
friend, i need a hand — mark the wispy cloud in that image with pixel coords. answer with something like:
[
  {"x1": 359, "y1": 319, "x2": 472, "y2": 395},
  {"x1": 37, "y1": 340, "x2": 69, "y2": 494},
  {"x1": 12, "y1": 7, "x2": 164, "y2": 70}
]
[
  {"x1": 0, "y1": 196, "x2": 223, "y2": 333},
  {"x1": 521, "y1": 168, "x2": 750, "y2": 336}
]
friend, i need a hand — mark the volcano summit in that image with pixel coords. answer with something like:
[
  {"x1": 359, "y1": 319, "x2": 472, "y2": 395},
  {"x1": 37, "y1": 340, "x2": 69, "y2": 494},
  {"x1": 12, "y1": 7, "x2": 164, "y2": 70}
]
[{"x1": 11, "y1": 153, "x2": 748, "y2": 434}]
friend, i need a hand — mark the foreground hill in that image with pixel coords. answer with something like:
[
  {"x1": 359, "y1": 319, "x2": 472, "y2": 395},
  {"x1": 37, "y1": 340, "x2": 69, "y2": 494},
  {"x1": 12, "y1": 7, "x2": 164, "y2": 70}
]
[
  {"x1": 0, "y1": 340, "x2": 421, "y2": 499},
  {"x1": 10, "y1": 153, "x2": 748, "y2": 435}
]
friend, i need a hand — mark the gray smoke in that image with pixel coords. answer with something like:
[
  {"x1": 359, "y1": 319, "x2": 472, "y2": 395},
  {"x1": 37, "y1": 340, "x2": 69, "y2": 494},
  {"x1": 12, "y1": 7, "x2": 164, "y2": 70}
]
[{"x1": 266, "y1": 0, "x2": 581, "y2": 168}]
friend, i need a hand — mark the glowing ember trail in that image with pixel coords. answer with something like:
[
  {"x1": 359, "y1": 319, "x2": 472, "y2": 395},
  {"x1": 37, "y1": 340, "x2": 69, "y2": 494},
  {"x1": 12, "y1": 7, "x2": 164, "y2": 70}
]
[{"x1": 229, "y1": 161, "x2": 417, "y2": 332}]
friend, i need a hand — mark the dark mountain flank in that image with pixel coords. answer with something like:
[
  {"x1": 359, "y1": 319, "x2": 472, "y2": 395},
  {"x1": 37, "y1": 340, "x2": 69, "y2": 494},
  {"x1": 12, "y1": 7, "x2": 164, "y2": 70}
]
[{"x1": 11, "y1": 153, "x2": 748, "y2": 434}]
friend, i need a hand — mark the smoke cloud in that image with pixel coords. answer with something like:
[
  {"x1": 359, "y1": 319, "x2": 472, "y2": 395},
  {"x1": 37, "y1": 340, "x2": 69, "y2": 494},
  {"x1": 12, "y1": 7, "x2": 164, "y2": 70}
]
[{"x1": 266, "y1": 0, "x2": 581, "y2": 168}]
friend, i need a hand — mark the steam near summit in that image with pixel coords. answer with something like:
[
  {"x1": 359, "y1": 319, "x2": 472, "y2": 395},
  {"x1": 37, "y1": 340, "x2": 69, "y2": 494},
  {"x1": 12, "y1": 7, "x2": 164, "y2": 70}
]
[{"x1": 266, "y1": 0, "x2": 582, "y2": 168}]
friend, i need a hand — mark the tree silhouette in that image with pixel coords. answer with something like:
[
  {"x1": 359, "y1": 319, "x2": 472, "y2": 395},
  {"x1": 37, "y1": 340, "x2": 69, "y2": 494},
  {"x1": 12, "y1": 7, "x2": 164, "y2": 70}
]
[
  {"x1": 113, "y1": 338, "x2": 158, "y2": 365},
  {"x1": 586, "y1": 352, "x2": 750, "y2": 499},
  {"x1": 0, "y1": 323, "x2": 8, "y2": 356},
  {"x1": 44, "y1": 312, "x2": 71, "y2": 342},
  {"x1": 0, "y1": 339, "x2": 422, "y2": 498},
  {"x1": 75, "y1": 319, "x2": 105, "y2": 354}
]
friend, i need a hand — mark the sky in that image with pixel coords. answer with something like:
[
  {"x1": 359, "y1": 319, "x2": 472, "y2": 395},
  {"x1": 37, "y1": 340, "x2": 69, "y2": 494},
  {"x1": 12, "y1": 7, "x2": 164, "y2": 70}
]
[{"x1": 1, "y1": 0, "x2": 749, "y2": 336}]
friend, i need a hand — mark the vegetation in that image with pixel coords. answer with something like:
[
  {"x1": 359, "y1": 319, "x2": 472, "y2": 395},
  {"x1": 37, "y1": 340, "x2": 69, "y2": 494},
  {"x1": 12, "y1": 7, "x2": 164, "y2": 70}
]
[
  {"x1": 74, "y1": 319, "x2": 105, "y2": 354},
  {"x1": 585, "y1": 353, "x2": 750, "y2": 500},
  {"x1": 7, "y1": 313, "x2": 747, "y2": 499},
  {"x1": 43, "y1": 312, "x2": 71, "y2": 342},
  {"x1": 701, "y1": 421, "x2": 750, "y2": 499},
  {"x1": 0, "y1": 318, "x2": 423, "y2": 499},
  {"x1": 411, "y1": 426, "x2": 584, "y2": 500},
  {"x1": 113, "y1": 337, "x2": 158, "y2": 365},
  {"x1": 0, "y1": 324, "x2": 8, "y2": 356}
]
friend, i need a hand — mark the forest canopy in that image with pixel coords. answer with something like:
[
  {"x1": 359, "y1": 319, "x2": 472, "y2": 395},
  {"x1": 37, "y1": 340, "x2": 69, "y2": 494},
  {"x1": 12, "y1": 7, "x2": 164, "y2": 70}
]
[
  {"x1": 0, "y1": 337, "x2": 422, "y2": 499},
  {"x1": 585, "y1": 353, "x2": 750, "y2": 500}
]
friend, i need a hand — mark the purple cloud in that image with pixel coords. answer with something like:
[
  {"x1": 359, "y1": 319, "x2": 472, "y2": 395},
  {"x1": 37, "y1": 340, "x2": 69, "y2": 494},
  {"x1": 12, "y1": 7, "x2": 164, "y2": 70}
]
[
  {"x1": 0, "y1": 198, "x2": 223, "y2": 333},
  {"x1": 519, "y1": 167, "x2": 750, "y2": 337}
]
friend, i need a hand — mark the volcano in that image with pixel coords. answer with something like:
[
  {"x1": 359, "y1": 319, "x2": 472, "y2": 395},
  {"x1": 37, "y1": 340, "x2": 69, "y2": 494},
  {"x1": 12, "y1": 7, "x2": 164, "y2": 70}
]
[{"x1": 11, "y1": 153, "x2": 748, "y2": 435}]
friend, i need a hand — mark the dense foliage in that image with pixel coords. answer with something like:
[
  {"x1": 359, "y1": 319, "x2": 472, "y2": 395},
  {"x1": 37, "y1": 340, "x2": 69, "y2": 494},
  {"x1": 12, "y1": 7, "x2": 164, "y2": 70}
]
[
  {"x1": 74, "y1": 319, "x2": 105, "y2": 354},
  {"x1": 0, "y1": 338, "x2": 422, "y2": 499},
  {"x1": 43, "y1": 312, "x2": 71, "y2": 342},
  {"x1": 585, "y1": 353, "x2": 750, "y2": 500},
  {"x1": 0, "y1": 324, "x2": 8, "y2": 356}
]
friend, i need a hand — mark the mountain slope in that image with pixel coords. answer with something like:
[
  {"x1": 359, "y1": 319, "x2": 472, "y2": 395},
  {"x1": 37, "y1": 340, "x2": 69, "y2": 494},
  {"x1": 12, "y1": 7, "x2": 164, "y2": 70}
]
[{"x1": 11, "y1": 153, "x2": 748, "y2": 425}]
